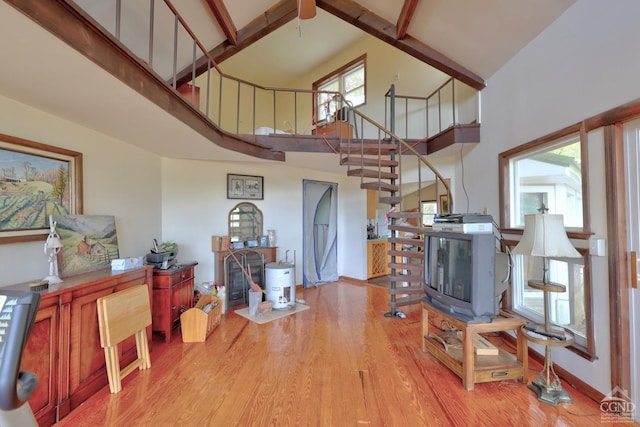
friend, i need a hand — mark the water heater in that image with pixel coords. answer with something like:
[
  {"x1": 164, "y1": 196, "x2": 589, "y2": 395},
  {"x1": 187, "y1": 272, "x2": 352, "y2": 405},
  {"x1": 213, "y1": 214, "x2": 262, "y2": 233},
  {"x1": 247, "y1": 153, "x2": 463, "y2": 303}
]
[{"x1": 265, "y1": 262, "x2": 295, "y2": 310}]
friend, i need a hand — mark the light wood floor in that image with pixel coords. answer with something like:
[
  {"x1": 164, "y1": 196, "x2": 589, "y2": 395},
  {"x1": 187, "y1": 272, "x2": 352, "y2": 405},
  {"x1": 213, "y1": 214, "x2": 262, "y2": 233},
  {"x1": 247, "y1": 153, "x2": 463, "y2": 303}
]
[{"x1": 55, "y1": 279, "x2": 619, "y2": 426}]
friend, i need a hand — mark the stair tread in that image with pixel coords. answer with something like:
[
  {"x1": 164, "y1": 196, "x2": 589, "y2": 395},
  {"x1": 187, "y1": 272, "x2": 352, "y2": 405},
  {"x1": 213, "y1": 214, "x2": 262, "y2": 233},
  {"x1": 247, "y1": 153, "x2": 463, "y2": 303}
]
[
  {"x1": 388, "y1": 250, "x2": 423, "y2": 259},
  {"x1": 388, "y1": 237, "x2": 423, "y2": 246},
  {"x1": 347, "y1": 168, "x2": 398, "y2": 179},
  {"x1": 388, "y1": 263, "x2": 422, "y2": 271},
  {"x1": 340, "y1": 157, "x2": 398, "y2": 167},
  {"x1": 378, "y1": 197, "x2": 402, "y2": 205},
  {"x1": 360, "y1": 181, "x2": 398, "y2": 192},
  {"x1": 388, "y1": 286, "x2": 424, "y2": 295},
  {"x1": 388, "y1": 224, "x2": 422, "y2": 233}
]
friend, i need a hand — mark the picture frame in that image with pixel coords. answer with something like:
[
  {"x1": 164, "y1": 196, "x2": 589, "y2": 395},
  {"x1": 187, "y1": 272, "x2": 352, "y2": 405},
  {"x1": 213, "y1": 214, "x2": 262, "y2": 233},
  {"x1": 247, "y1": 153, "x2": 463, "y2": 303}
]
[
  {"x1": 227, "y1": 174, "x2": 263, "y2": 200},
  {"x1": 439, "y1": 194, "x2": 450, "y2": 214},
  {"x1": 0, "y1": 133, "x2": 83, "y2": 244}
]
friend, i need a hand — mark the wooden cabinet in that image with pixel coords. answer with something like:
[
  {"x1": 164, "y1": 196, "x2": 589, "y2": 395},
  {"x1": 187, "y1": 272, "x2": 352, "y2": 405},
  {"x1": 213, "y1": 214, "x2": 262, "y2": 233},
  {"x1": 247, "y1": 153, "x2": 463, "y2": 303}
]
[
  {"x1": 6, "y1": 266, "x2": 153, "y2": 426},
  {"x1": 312, "y1": 121, "x2": 353, "y2": 138},
  {"x1": 151, "y1": 262, "x2": 197, "y2": 343},
  {"x1": 367, "y1": 240, "x2": 391, "y2": 279},
  {"x1": 421, "y1": 300, "x2": 527, "y2": 391}
]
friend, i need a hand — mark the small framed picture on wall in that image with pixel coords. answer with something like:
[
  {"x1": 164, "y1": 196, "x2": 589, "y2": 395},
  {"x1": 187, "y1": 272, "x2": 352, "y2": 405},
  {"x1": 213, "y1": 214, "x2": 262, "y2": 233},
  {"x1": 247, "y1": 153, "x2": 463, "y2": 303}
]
[
  {"x1": 227, "y1": 174, "x2": 263, "y2": 200},
  {"x1": 439, "y1": 194, "x2": 450, "y2": 214}
]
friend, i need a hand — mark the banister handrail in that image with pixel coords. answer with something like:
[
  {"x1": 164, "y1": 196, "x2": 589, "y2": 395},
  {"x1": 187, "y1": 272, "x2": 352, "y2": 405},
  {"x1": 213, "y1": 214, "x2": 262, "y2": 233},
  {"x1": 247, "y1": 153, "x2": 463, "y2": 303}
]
[{"x1": 350, "y1": 108, "x2": 452, "y2": 209}]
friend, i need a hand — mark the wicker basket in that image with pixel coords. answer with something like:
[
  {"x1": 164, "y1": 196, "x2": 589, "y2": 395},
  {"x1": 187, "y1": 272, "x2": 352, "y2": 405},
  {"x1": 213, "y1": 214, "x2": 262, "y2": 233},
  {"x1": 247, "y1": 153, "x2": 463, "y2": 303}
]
[{"x1": 180, "y1": 295, "x2": 221, "y2": 342}]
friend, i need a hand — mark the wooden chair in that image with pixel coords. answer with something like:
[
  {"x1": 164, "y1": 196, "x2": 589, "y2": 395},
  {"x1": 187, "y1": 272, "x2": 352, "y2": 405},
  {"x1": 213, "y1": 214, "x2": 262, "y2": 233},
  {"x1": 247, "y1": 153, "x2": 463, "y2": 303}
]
[{"x1": 96, "y1": 285, "x2": 152, "y2": 393}]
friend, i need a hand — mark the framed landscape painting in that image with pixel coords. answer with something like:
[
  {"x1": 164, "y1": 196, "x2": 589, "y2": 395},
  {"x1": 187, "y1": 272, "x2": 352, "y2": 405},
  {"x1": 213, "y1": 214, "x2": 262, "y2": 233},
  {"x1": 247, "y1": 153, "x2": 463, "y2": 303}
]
[
  {"x1": 52, "y1": 214, "x2": 119, "y2": 277},
  {"x1": 0, "y1": 133, "x2": 83, "y2": 243}
]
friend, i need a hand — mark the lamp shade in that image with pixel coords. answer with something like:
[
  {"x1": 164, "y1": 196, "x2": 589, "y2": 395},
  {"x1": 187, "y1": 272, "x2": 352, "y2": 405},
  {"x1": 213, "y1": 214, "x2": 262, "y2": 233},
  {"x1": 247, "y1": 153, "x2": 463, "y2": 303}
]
[{"x1": 512, "y1": 214, "x2": 580, "y2": 258}]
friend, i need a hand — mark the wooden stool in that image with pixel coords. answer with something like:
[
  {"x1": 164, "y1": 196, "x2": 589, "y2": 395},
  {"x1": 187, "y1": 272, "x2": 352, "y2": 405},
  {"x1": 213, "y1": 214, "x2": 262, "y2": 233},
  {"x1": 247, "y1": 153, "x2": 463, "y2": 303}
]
[{"x1": 96, "y1": 285, "x2": 152, "y2": 393}]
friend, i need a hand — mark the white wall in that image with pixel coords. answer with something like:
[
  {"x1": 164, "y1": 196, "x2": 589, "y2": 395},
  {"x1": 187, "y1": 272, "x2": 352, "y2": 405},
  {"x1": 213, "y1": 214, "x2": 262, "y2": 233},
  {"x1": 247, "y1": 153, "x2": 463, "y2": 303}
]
[
  {"x1": 470, "y1": 0, "x2": 640, "y2": 395},
  {"x1": 0, "y1": 94, "x2": 162, "y2": 287},
  {"x1": 160, "y1": 157, "x2": 367, "y2": 287}
]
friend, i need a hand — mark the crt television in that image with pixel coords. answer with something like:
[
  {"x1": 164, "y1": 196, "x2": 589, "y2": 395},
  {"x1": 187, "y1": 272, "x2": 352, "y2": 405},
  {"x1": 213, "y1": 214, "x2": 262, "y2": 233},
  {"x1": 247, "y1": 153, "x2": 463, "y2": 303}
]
[{"x1": 423, "y1": 230, "x2": 500, "y2": 323}]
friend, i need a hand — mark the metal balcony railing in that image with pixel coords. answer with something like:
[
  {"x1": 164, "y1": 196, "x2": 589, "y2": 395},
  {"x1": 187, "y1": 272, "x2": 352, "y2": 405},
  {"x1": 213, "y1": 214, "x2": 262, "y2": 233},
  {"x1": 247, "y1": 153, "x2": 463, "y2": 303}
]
[
  {"x1": 384, "y1": 77, "x2": 480, "y2": 142},
  {"x1": 70, "y1": 0, "x2": 454, "y2": 209}
]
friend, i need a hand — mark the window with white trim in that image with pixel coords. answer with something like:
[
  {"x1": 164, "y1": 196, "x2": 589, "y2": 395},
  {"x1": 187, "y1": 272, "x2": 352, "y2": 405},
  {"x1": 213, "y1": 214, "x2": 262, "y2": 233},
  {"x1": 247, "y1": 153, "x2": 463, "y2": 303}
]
[
  {"x1": 313, "y1": 55, "x2": 366, "y2": 123},
  {"x1": 499, "y1": 127, "x2": 593, "y2": 357}
]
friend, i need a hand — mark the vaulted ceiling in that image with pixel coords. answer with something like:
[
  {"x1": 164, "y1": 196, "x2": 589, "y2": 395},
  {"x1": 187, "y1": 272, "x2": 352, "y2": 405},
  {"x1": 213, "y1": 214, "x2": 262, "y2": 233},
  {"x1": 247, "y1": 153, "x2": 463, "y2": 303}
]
[{"x1": 0, "y1": 0, "x2": 575, "y2": 172}]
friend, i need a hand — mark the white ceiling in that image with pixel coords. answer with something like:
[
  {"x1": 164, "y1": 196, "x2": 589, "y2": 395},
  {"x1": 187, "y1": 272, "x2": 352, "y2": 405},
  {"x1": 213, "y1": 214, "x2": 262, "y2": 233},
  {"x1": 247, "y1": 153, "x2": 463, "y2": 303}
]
[{"x1": 0, "y1": 0, "x2": 575, "y2": 174}]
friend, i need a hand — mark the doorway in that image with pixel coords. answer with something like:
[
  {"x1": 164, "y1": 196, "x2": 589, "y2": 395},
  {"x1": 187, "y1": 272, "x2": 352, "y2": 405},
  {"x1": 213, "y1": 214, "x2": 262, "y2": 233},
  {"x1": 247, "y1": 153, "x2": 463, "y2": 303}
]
[
  {"x1": 302, "y1": 180, "x2": 338, "y2": 287},
  {"x1": 623, "y1": 119, "x2": 640, "y2": 421}
]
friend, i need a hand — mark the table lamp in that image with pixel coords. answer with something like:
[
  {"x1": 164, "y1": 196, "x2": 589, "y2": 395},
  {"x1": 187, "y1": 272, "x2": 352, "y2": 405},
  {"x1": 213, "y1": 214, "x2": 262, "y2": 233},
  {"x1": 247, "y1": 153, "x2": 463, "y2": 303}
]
[
  {"x1": 512, "y1": 213, "x2": 580, "y2": 405},
  {"x1": 43, "y1": 216, "x2": 63, "y2": 284}
]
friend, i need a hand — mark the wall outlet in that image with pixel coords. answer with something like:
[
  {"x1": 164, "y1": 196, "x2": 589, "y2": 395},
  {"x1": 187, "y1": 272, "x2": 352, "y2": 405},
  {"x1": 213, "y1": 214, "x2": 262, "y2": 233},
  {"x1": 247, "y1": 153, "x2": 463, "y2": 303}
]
[{"x1": 589, "y1": 238, "x2": 606, "y2": 256}]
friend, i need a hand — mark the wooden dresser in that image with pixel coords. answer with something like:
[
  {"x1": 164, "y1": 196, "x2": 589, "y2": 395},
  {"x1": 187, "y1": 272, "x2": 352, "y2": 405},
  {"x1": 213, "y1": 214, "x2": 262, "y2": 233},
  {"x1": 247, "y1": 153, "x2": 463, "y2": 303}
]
[
  {"x1": 5, "y1": 266, "x2": 153, "y2": 426},
  {"x1": 151, "y1": 261, "x2": 197, "y2": 343}
]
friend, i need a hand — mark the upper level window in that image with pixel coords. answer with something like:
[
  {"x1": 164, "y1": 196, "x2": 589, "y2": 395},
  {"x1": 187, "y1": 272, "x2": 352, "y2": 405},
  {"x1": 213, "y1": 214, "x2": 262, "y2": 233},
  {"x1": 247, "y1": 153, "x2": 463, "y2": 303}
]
[{"x1": 313, "y1": 55, "x2": 366, "y2": 123}]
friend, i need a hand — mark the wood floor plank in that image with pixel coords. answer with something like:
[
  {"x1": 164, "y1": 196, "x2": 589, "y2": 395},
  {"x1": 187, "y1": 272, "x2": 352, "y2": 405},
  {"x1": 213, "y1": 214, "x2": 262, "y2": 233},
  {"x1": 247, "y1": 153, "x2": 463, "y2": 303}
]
[{"x1": 54, "y1": 279, "x2": 621, "y2": 426}]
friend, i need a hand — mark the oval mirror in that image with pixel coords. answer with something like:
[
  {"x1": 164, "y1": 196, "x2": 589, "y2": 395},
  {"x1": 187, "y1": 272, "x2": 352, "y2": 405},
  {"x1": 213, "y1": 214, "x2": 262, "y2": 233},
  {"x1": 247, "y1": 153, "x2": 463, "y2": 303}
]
[{"x1": 228, "y1": 202, "x2": 263, "y2": 243}]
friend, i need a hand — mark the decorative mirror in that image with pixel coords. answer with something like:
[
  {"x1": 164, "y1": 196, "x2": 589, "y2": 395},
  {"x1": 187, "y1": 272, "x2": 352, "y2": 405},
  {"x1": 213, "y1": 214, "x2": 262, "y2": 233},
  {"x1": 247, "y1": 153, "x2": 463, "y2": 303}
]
[{"x1": 228, "y1": 202, "x2": 263, "y2": 243}]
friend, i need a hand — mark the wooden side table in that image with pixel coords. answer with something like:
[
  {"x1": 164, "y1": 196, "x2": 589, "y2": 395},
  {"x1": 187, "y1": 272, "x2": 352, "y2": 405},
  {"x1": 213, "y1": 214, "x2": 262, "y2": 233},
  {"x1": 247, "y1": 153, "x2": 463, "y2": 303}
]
[{"x1": 421, "y1": 300, "x2": 528, "y2": 390}]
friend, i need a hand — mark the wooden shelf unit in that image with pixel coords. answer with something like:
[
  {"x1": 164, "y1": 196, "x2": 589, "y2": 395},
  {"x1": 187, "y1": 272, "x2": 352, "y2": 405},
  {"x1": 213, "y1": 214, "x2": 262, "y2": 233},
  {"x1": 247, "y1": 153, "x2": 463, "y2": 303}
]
[
  {"x1": 367, "y1": 239, "x2": 390, "y2": 279},
  {"x1": 421, "y1": 300, "x2": 528, "y2": 391}
]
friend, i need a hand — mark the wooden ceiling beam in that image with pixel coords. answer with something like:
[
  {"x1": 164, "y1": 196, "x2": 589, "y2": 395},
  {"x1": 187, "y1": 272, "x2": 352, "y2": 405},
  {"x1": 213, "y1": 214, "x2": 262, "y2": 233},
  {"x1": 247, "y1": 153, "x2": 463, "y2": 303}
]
[
  {"x1": 397, "y1": 0, "x2": 419, "y2": 40},
  {"x1": 176, "y1": 0, "x2": 298, "y2": 87},
  {"x1": 205, "y1": 0, "x2": 238, "y2": 45},
  {"x1": 318, "y1": 0, "x2": 485, "y2": 90},
  {"x1": 3, "y1": 0, "x2": 284, "y2": 161}
]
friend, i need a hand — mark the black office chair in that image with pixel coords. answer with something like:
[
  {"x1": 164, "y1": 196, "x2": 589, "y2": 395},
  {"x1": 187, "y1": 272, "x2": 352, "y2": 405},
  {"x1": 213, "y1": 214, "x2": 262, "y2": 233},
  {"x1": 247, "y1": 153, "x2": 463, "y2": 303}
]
[{"x1": 0, "y1": 290, "x2": 40, "y2": 427}]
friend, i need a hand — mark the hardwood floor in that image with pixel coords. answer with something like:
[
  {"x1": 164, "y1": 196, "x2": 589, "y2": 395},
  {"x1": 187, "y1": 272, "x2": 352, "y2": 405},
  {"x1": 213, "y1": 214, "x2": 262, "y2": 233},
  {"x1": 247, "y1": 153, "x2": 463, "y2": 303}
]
[{"x1": 54, "y1": 279, "x2": 618, "y2": 426}]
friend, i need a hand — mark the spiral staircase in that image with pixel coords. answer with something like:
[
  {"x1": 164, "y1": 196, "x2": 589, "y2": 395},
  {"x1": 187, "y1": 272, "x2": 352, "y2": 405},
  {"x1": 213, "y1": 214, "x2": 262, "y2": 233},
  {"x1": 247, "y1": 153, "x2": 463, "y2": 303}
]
[{"x1": 338, "y1": 106, "x2": 452, "y2": 316}]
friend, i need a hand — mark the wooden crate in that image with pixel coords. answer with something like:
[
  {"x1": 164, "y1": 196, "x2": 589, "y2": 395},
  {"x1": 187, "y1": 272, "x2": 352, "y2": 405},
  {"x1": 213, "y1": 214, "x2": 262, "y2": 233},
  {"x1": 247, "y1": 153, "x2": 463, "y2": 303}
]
[{"x1": 180, "y1": 295, "x2": 221, "y2": 342}]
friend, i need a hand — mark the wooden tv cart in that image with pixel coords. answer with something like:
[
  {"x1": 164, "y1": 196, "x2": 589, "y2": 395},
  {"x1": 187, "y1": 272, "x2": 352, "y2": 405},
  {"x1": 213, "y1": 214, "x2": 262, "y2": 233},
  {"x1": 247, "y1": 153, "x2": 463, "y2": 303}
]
[{"x1": 421, "y1": 300, "x2": 528, "y2": 391}]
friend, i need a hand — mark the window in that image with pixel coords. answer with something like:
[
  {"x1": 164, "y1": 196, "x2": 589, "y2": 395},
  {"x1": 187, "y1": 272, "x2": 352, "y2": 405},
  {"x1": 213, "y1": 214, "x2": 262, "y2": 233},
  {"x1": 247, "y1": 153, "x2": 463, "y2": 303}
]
[
  {"x1": 506, "y1": 133, "x2": 583, "y2": 230},
  {"x1": 499, "y1": 125, "x2": 594, "y2": 357},
  {"x1": 511, "y1": 252, "x2": 590, "y2": 349},
  {"x1": 313, "y1": 55, "x2": 366, "y2": 123},
  {"x1": 422, "y1": 201, "x2": 437, "y2": 226}
]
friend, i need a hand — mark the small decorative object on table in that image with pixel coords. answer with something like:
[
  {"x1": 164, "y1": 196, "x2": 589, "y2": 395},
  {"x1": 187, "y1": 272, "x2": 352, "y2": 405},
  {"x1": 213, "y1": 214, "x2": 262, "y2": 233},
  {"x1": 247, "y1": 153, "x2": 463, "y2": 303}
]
[{"x1": 256, "y1": 300, "x2": 274, "y2": 316}]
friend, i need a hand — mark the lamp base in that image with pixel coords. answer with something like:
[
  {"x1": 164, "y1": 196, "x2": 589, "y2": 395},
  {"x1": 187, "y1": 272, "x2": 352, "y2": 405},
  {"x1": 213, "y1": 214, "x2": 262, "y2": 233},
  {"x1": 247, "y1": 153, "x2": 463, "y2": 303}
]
[
  {"x1": 528, "y1": 378, "x2": 572, "y2": 406},
  {"x1": 43, "y1": 275, "x2": 63, "y2": 284}
]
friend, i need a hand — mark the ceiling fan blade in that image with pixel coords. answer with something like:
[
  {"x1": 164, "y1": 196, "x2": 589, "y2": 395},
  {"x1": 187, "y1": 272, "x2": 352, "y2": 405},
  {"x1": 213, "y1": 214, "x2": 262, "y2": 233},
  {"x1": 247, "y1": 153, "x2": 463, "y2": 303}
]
[{"x1": 298, "y1": 0, "x2": 316, "y2": 20}]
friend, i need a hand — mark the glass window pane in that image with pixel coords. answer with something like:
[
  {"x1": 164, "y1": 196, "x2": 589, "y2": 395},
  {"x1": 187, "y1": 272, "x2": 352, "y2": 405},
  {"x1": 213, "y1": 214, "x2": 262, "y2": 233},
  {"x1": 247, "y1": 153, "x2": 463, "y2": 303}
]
[
  {"x1": 344, "y1": 66, "x2": 364, "y2": 92},
  {"x1": 422, "y1": 201, "x2": 437, "y2": 226},
  {"x1": 510, "y1": 137, "x2": 582, "y2": 228},
  {"x1": 345, "y1": 86, "x2": 365, "y2": 107},
  {"x1": 513, "y1": 254, "x2": 586, "y2": 340}
]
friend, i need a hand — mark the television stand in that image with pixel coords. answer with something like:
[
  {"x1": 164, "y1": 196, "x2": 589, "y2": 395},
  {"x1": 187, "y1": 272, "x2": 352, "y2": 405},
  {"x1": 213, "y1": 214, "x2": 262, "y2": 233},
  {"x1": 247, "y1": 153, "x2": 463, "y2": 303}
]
[{"x1": 421, "y1": 300, "x2": 528, "y2": 391}]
